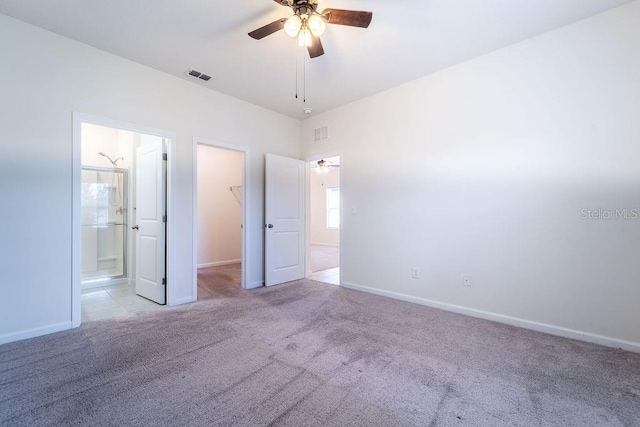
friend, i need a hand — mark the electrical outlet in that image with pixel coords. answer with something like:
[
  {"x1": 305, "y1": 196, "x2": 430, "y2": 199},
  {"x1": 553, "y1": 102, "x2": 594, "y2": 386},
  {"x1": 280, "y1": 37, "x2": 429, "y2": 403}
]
[
  {"x1": 350, "y1": 205, "x2": 357, "y2": 215},
  {"x1": 462, "y1": 274, "x2": 472, "y2": 287},
  {"x1": 412, "y1": 267, "x2": 420, "y2": 279}
]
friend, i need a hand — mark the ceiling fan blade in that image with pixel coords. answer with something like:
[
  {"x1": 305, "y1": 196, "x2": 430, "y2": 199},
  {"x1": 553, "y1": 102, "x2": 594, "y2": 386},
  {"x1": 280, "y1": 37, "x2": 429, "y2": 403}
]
[
  {"x1": 273, "y1": 0, "x2": 290, "y2": 5},
  {"x1": 308, "y1": 36, "x2": 324, "y2": 59},
  {"x1": 322, "y1": 8, "x2": 372, "y2": 28},
  {"x1": 248, "y1": 18, "x2": 287, "y2": 40}
]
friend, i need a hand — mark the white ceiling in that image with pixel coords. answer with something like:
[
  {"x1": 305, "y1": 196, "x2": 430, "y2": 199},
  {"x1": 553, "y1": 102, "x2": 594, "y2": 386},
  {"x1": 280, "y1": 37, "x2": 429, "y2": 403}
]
[{"x1": 0, "y1": 0, "x2": 632, "y2": 119}]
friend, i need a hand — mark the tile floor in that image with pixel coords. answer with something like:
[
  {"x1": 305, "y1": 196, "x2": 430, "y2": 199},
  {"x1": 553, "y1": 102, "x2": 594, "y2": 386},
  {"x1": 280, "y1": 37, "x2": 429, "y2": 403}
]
[
  {"x1": 81, "y1": 283, "x2": 164, "y2": 322},
  {"x1": 308, "y1": 267, "x2": 340, "y2": 285}
]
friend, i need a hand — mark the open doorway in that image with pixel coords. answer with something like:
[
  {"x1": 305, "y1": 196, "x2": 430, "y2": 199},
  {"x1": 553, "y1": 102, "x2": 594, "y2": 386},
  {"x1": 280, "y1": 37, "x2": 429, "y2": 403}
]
[
  {"x1": 72, "y1": 115, "x2": 176, "y2": 324},
  {"x1": 193, "y1": 138, "x2": 249, "y2": 299},
  {"x1": 307, "y1": 156, "x2": 340, "y2": 285}
]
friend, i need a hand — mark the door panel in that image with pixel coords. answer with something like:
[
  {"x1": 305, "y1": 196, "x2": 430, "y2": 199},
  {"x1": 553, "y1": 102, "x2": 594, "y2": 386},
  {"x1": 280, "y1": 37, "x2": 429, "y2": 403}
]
[
  {"x1": 265, "y1": 154, "x2": 305, "y2": 286},
  {"x1": 138, "y1": 236, "x2": 158, "y2": 281},
  {"x1": 135, "y1": 140, "x2": 166, "y2": 304},
  {"x1": 275, "y1": 231, "x2": 300, "y2": 268}
]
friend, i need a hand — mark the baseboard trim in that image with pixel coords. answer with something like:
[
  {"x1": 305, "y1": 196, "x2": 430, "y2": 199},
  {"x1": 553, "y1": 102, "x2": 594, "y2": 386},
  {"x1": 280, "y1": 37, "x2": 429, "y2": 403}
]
[
  {"x1": 310, "y1": 242, "x2": 340, "y2": 247},
  {"x1": 247, "y1": 280, "x2": 264, "y2": 290},
  {"x1": 0, "y1": 321, "x2": 74, "y2": 346},
  {"x1": 197, "y1": 259, "x2": 241, "y2": 269},
  {"x1": 341, "y1": 281, "x2": 640, "y2": 354}
]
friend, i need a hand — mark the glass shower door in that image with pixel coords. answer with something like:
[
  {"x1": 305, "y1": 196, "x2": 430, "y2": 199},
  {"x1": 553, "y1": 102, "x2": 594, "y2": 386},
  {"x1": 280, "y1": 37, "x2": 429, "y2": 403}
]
[{"x1": 81, "y1": 167, "x2": 128, "y2": 283}]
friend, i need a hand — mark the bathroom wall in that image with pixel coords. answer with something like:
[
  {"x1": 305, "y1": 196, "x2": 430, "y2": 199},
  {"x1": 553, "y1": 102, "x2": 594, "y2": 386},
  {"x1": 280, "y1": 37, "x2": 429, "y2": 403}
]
[{"x1": 82, "y1": 124, "x2": 133, "y2": 170}]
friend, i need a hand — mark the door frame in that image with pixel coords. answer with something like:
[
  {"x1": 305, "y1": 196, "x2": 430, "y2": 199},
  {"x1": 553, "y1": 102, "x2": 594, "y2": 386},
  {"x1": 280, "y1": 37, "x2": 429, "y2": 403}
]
[
  {"x1": 192, "y1": 137, "x2": 250, "y2": 294},
  {"x1": 305, "y1": 151, "x2": 342, "y2": 281},
  {"x1": 71, "y1": 112, "x2": 177, "y2": 327}
]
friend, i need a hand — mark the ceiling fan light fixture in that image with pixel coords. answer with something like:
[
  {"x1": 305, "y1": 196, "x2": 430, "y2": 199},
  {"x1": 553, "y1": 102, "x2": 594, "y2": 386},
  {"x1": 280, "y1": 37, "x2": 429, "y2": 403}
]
[
  {"x1": 284, "y1": 15, "x2": 302, "y2": 37},
  {"x1": 248, "y1": 1, "x2": 373, "y2": 59},
  {"x1": 308, "y1": 14, "x2": 326, "y2": 37},
  {"x1": 298, "y1": 27, "x2": 313, "y2": 47},
  {"x1": 316, "y1": 159, "x2": 332, "y2": 173}
]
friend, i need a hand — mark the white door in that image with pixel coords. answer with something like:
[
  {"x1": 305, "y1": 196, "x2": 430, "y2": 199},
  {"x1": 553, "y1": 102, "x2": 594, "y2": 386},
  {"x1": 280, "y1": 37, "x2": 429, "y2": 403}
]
[
  {"x1": 265, "y1": 154, "x2": 305, "y2": 286},
  {"x1": 135, "y1": 140, "x2": 166, "y2": 304}
]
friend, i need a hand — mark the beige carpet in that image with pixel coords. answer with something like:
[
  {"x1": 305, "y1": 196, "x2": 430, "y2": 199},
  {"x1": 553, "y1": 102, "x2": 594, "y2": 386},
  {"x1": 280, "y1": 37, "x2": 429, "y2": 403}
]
[
  {"x1": 197, "y1": 263, "x2": 242, "y2": 299},
  {"x1": 1, "y1": 279, "x2": 639, "y2": 426}
]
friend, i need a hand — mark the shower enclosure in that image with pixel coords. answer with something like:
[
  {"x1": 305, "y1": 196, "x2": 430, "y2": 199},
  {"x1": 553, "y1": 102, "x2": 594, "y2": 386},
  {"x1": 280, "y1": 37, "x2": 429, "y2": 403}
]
[{"x1": 81, "y1": 166, "x2": 128, "y2": 285}]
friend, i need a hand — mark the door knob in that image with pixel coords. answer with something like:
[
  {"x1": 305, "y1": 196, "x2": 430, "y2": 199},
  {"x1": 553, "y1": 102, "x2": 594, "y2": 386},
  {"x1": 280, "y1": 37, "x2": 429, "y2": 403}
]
[
  {"x1": 267, "y1": 224, "x2": 274, "y2": 229},
  {"x1": 132, "y1": 225, "x2": 139, "y2": 230}
]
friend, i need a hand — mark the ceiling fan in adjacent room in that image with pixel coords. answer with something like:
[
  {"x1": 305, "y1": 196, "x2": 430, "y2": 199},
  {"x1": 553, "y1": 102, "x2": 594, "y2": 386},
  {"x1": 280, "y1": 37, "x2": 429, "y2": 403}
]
[
  {"x1": 248, "y1": 0, "x2": 373, "y2": 58},
  {"x1": 311, "y1": 159, "x2": 339, "y2": 173}
]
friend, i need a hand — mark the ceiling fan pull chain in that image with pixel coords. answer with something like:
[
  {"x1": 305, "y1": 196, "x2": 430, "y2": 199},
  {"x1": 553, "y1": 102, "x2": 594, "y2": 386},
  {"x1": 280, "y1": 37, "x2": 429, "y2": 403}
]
[
  {"x1": 303, "y1": 50, "x2": 306, "y2": 103},
  {"x1": 295, "y1": 49, "x2": 298, "y2": 99}
]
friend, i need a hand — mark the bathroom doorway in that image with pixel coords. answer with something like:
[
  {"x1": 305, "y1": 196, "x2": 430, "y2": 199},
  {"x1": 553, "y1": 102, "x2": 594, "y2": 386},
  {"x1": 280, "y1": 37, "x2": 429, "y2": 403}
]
[{"x1": 72, "y1": 115, "x2": 176, "y2": 325}]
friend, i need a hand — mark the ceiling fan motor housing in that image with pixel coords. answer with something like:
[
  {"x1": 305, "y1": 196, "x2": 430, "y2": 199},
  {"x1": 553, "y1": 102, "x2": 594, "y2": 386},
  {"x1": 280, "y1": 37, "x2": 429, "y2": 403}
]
[{"x1": 290, "y1": 1, "x2": 320, "y2": 18}]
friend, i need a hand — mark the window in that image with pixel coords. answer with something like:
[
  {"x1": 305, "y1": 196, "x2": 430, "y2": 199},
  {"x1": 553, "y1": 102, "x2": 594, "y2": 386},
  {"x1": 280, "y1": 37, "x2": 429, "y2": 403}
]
[{"x1": 326, "y1": 187, "x2": 340, "y2": 229}]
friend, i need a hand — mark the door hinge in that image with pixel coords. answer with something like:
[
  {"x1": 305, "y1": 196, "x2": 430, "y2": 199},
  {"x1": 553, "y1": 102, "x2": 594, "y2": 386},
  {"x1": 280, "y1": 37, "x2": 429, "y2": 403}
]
[
  {"x1": 162, "y1": 278, "x2": 166, "y2": 285},
  {"x1": 162, "y1": 214, "x2": 167, "y2": 223},
  {"x1": 162, "y1": 153, "x2": 167, "y2": 161}
]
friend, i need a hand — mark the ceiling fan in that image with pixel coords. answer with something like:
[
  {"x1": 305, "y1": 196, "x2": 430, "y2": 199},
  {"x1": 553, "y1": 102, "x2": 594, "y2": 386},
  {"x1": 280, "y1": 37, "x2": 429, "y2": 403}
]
[
  {"x1": 248, "y1": 0, "x2": 373, "y2": 58},
  {"x1": 311, "y1": 159, "x2": 340, "y2": 173}
]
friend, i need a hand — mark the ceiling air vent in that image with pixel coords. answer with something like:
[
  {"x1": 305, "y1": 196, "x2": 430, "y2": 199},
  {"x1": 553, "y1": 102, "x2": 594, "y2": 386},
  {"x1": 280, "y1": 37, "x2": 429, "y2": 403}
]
[
  {"x1": 185, "y1": 68, "x2": 212, "y2": 82},
  {"x1": 314, "y1": 126, "x2": 329, "y2": 142}
]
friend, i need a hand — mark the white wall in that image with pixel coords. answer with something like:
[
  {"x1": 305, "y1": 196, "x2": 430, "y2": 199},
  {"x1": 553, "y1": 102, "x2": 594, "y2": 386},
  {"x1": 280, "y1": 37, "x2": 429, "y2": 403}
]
[
  {"x1": 197, "y1": 145, "x2": 243, "y2": 267},
  {"x1": 0, "y1": 14, "x2": 301, "y2": 344},
  {"x1": 302, "y1": 2, "x2": 640, "y2": 349},
  {"x1": 310, "y1": 167, "x2": 340, "y2": 246}
]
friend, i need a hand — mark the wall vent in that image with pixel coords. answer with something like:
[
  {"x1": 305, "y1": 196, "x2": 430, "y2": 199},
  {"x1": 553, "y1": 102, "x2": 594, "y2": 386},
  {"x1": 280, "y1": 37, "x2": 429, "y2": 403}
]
[
  {"x1": 185, "y1": 68, "x2": 212, "y2": 82},
  {"x1": 314, "y1": 126, "x2": 329, "y2": 142}
]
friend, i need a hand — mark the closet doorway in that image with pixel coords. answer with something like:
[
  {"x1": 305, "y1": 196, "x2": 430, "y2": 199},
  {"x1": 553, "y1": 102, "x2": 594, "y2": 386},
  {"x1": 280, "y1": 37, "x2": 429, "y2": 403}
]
[{"x1": 193, "y1": 139, "x2": 249, "y2": 298}]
